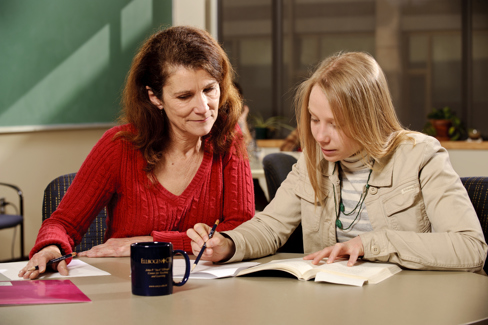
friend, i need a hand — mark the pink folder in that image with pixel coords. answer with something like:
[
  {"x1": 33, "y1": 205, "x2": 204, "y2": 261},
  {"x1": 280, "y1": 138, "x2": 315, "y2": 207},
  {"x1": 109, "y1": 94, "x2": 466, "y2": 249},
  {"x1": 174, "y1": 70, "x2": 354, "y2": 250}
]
[{"x1": 0, "y1": 279, "x2": 91, "y2": 305}]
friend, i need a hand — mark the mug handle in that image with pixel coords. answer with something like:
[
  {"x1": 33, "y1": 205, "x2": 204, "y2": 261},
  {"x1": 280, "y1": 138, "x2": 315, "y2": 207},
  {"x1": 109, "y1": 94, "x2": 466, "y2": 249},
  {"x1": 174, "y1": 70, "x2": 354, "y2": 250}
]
[{"x1": 173, "y1": 249, "x2": 190, "y2": 286}]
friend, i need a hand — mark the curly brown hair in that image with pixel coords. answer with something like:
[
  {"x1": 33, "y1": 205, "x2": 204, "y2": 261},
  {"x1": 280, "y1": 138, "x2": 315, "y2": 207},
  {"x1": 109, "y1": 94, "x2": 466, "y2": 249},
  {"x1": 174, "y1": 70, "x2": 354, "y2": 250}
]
[{"x1": 117, "y1": 26, "x2": 243, "y2": 173}]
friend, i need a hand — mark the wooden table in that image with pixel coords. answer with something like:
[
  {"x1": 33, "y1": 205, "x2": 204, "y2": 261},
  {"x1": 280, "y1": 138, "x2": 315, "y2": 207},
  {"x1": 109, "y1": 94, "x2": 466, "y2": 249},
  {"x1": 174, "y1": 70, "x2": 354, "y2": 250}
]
[{"x1": 2, "y1": 254, "x2": 488, "y2": 325}]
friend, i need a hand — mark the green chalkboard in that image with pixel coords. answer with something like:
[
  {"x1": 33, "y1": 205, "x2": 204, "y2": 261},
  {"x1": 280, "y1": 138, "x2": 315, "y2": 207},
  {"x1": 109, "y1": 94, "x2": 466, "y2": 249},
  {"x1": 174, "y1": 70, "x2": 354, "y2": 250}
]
[{"x1": 0, "y1": 0, "x2": 172, "y2": 131}]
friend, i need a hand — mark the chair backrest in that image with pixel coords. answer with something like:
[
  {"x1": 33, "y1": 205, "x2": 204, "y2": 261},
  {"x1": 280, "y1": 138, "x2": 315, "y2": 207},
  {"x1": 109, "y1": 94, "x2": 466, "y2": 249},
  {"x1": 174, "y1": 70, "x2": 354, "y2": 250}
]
[
  {"x1": 460, "y1": 177, "x2": 488, "y2": 274},
  {"x1": 42, "y1": 173, "x2": 107, "y2": 253},
  {"x1": 262, "y1": 153, "x2": 303, "y2": 253},
  {"x1": 262, "y1": 153, "x2": 298, "y2": 201}
]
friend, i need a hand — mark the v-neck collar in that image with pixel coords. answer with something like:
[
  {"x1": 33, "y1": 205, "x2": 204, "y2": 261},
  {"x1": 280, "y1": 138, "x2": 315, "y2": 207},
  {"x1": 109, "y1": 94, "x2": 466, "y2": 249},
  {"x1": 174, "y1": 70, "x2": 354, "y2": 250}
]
[{"x1": 152, "y1": 150, "x2": 213, "y2": 201}]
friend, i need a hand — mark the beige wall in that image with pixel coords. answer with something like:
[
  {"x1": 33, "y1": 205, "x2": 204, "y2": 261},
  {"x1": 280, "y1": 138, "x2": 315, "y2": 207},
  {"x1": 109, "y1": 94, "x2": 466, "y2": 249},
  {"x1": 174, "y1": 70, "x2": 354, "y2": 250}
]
[
  {"x1": 0, "y1": 0, "x2": 214, "y2": 262},
  {"x1": 172, "y1": 0, "x2": 218, "y2": 39},
  {"x1": 447, "y1": 150, "x2": 488, "y2": 178},
  {"x1": 0, "y1": 128, "x2": 109, "y2": 261}
]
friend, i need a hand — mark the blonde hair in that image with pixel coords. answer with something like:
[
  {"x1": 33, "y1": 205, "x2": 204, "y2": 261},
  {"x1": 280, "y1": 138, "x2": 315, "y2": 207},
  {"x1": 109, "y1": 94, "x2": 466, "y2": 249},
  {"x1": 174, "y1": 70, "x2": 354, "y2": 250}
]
[{"x1": 295, "y1": 52, "x2": 412, "y2": 202}]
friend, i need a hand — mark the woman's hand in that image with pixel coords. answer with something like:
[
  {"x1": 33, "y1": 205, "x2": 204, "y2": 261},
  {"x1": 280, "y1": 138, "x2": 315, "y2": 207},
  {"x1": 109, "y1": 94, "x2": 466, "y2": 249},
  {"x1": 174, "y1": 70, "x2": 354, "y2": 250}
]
[
  {"x1": 18, "y1": 245, "x2": 68, "y2": 280},
  {"x1": 304, "y1": 236, "x2": 364, "y2": 266},
  {"x1": 187, "y1": 223, "x2": 235, "y2": 262},
  {"x1": 77, "y1": 236, "x2": 153, "y2": 257}
]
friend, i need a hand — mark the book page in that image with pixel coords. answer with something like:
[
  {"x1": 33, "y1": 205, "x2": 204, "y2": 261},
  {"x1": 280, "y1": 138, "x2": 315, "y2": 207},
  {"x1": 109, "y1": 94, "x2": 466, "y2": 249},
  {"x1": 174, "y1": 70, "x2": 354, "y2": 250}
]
[
  {"x1": 237, "y1": 258, "x2": 324, "y2": 280},
  {"x1": 267, "y1": 258, "x2": 325, "y2": 275},
  {"x1": 173, "y1": 259, "x2": 259, "y2": 280},
  {"x1": 315, "y1": 260, "x2": 385, "y2": 277},
  {"x1": 313, "y1": 260, "x2": 401, "y2": 285}
]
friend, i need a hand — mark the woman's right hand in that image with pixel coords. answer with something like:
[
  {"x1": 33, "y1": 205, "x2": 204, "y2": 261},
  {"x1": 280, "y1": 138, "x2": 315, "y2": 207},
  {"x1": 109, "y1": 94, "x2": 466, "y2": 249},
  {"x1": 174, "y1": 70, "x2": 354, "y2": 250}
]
[
  {"x1": 187, "y1": 223, "x2": 236, "y2": 262},
  {"x1": 18, "y1": 245, "x2": 69, "y2": 280}
]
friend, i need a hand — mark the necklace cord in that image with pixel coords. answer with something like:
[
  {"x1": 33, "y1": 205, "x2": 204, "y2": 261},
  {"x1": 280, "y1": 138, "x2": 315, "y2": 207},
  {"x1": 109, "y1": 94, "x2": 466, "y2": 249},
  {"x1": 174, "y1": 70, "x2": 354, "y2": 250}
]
[{"x1": 333, "y1": 162, "x2": 373, "y2": 230}]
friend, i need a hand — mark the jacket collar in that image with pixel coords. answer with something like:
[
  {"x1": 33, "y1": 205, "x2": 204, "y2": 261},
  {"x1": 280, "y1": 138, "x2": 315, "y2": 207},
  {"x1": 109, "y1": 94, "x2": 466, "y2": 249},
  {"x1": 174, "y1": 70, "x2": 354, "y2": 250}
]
[
  {"x1": 369, "y1": 152, "x2": 394, "y2": 188},
  {"x1": 317, "y1": 151, "x2": 394, "y2": 188},
  {"x1": 318, "y1": 156, "x2": 335, "y2": 177}
]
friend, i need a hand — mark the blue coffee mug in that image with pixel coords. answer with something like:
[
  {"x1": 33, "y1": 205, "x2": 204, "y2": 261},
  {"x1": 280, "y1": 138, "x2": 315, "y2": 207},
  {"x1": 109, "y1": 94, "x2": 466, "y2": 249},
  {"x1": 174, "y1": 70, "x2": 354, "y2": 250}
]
[{"x1": 130, "y1": 242, "x2": 190, "y2": 296}]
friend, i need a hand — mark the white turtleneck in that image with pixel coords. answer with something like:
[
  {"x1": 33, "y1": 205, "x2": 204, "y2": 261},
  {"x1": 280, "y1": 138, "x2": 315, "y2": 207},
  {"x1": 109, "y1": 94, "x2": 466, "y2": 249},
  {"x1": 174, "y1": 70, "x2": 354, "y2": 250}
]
[{"x1": 336, "y1": 151, "x2": 373, "y2": 243}]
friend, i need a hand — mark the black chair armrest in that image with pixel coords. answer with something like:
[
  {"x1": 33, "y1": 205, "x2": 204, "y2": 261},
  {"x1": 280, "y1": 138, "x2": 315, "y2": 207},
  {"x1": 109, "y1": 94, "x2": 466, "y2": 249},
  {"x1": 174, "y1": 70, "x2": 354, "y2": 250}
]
[{"x1": 0, "y1": 182, "x2": 24, "y2": 217}]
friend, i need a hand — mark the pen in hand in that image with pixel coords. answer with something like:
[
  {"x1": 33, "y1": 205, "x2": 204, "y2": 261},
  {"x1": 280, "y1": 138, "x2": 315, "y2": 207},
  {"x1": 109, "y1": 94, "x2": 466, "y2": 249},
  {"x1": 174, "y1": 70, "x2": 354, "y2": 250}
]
[
  {"x1": 27, "y1": 252, "x2": 77, "y2": 272},
  {"x1": 191, "y1": 220, "x2": 219, "y2": 272}
]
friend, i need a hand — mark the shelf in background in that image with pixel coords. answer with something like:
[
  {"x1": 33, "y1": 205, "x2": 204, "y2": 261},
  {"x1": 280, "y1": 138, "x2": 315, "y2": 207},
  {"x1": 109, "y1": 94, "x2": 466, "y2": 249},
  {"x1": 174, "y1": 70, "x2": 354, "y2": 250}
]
[
  {"x1": 257, "y1": 139, "x2": 487, "y2": 150},
  {"x1": 440, "y1": 141, "x2": 488, "y2": 150},
  {"x1": 256, "y1": 139, "x2": 285, "y2": 148}
]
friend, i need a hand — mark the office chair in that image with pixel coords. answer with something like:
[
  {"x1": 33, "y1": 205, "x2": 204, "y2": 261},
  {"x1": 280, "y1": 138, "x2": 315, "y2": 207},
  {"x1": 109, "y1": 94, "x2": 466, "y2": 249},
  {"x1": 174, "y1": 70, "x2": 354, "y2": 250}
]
[
  {"x1": 262, "y1": 153, "x2": 303, "y2": 253},
  {"x1": 0, "y1": 182, "x2": 25, "y2": 260},
  {"x1": 461, "y1": 177, "x2": 488, "y2": 274},
  {"x1": 42, "y1": 173, "x2": 107, "y2": 253}
]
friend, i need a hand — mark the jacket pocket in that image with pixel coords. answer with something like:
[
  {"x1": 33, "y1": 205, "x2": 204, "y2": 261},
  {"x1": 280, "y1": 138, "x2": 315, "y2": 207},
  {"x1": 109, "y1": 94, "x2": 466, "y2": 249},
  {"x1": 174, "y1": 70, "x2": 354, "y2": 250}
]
[
  {"x1": 381, "y1": 182, "x2": 430, "y2": 232},
  {"x1": 294, "y1": 179, "x2": 328, "y2": 231}
]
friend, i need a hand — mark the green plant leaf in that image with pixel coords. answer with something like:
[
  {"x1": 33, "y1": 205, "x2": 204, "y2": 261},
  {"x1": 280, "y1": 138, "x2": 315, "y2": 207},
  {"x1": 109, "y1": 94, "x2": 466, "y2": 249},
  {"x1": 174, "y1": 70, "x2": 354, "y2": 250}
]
[
  {"x1": 425, "y1": 106, "x2": 465, "y2": 140},
  {"x1": 250, "y1": 113, "x2": 294, "y2": 131}
]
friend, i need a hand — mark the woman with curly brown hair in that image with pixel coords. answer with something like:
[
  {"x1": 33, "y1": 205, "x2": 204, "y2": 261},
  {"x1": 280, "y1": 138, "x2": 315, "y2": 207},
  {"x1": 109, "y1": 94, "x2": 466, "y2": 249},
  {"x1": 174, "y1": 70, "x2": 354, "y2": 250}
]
[{"x1": 20, "y1": 26, "x2": 254, "y2": 279}]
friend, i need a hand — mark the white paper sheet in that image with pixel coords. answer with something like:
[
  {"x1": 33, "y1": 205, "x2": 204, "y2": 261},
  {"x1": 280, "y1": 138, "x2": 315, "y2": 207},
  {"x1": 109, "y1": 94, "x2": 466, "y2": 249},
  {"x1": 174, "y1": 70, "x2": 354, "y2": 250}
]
[{"x1": 0, "y1": 259, "x2": 111, "y2": 280}]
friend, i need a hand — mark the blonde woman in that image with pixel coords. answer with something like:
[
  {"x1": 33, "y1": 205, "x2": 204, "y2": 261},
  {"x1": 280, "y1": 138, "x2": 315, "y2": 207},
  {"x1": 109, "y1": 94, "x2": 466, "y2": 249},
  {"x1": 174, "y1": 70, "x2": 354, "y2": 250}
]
[{"x1": 188, "y1": 52, "x2": 487, "y2": 272}]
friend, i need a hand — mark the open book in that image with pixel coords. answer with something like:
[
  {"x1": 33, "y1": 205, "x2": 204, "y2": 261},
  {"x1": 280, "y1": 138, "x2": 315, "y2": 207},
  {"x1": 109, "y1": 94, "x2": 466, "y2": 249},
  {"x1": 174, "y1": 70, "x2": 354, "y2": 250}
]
[
  {"x1": 176, "y1": 258, "x2": 401, "y2": 286},
  {"x1": 236, "y1": 258, "x2": 401, "y2": 286}
]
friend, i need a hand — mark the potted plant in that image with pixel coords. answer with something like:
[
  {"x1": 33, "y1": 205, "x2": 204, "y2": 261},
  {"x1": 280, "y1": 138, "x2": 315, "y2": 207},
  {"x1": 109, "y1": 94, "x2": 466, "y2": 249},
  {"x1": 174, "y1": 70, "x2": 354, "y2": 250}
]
[
  {"x1": 423, "y1": 106, "x2": 464, "y2": 141},
  {"x1": 250, "y1": 113, "x2": 295, "y2": 139}
]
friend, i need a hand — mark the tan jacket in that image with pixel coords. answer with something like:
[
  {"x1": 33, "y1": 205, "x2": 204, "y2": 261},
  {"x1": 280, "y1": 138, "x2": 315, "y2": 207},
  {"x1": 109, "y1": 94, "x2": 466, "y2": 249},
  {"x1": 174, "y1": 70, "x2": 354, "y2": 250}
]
[{"x1": 224, "y1": 133, "x2": 487, "y2": 272}]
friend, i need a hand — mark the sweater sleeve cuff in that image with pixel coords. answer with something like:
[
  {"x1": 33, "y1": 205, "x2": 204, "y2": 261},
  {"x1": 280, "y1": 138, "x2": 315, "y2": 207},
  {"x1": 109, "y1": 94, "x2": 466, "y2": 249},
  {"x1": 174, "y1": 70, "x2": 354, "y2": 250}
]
[
  {"x1": 30, "y1": 239, "x2": 72, "y2": 260},
  {"x1": 151, "y1": 231, "x2": 193, "y2": 254}
]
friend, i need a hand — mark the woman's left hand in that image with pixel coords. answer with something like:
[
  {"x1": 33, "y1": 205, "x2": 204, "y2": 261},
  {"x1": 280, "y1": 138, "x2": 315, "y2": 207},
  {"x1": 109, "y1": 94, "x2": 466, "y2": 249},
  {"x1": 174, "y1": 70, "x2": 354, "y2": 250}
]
[
  {"x1": 77, "y1": 236, "x2": 153, "y2": 257},
  {"x1": 303, "y1": 236, "x2": 364, "y2": 267}
]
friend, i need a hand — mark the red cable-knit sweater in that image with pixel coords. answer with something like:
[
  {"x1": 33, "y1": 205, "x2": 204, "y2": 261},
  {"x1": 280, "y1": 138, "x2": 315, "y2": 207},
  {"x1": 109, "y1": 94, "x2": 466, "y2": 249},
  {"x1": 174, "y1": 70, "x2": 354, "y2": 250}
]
[{"x1": 30, "y1": 124, "x2": 255, "y2": 257}]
